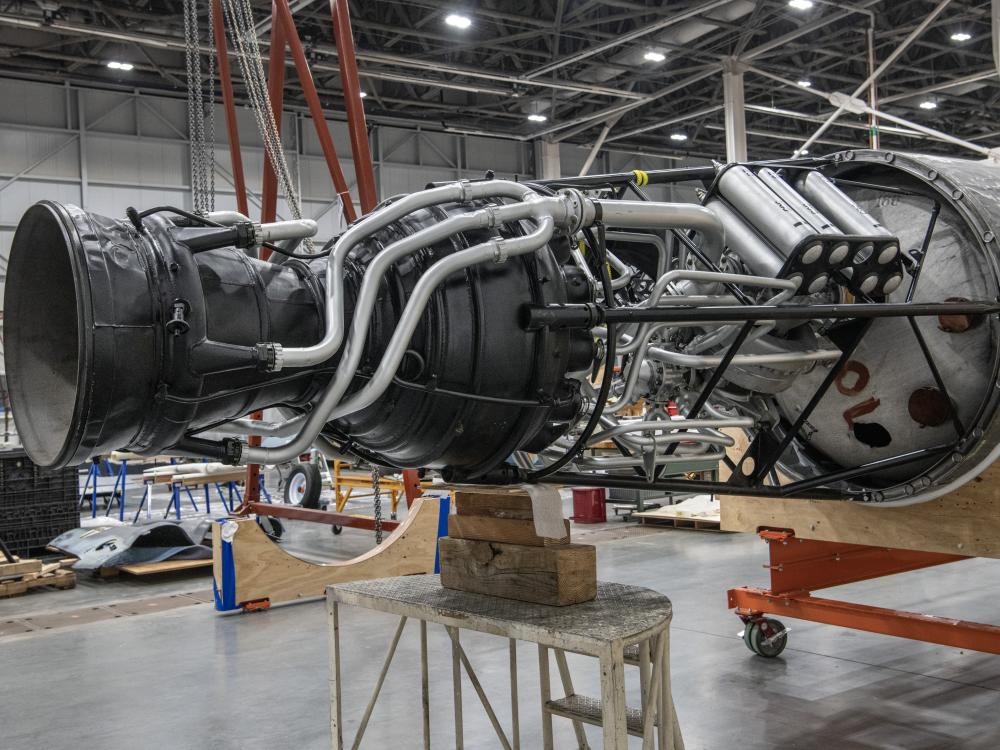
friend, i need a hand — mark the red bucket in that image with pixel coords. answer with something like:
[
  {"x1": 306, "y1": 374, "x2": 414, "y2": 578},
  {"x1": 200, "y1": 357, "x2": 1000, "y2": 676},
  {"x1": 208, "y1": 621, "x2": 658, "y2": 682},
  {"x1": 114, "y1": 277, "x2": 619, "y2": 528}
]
[{"x1": 571, "y1": 487, "x2": 607, "y2": 524}]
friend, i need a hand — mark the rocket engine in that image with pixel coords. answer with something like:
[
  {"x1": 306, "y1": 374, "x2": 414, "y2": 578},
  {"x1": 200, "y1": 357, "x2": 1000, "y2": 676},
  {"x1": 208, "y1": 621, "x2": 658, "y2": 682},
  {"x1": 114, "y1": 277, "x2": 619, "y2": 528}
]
[{"x1": 6, "y1": 149, "x2": 1000, "y2": 506}]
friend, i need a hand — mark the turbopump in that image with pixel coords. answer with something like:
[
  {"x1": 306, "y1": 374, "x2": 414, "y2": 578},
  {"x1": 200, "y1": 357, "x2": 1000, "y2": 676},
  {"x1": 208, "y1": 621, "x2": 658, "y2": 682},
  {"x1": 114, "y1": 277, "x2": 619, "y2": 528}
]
[{"x1": 6, "y1": 150, "x2": 1000, "y2": 506}]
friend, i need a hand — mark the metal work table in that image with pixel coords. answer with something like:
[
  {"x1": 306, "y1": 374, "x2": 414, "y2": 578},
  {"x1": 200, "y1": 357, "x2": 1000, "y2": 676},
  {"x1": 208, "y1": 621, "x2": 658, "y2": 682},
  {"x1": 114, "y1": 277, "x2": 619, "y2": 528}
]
[{"x1": 328, "y1": 575, "x2": 683, "y2": 749}]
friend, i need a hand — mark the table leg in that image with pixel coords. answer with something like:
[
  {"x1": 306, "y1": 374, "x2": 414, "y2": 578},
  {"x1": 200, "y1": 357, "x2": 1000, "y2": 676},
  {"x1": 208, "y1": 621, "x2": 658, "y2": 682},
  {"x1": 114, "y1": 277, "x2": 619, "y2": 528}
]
[
  {"x1": 509, "y1": 639, "x2": 520, "y2": 750},
  {"x1": 599, "y1": 645, "x2": 627, "y2": 750},
  {"x1": 329, "y1": 600, "x2": 343, "y2": 750},
  {"x1": 449, "y1": 625, "x2": 464, "y2": 750},
  {"x1": 553, "y1": 649, "x2": 590, "y2": 749},
  {"x1": 658, "y1": 628, "x2": 680, "y2": 750},
  {"x1": 537, "y1": 645, "x2": 554, "y2": 750},
  {"x1": 421, "y1": 620, "x2": 430, "y2": 749}
]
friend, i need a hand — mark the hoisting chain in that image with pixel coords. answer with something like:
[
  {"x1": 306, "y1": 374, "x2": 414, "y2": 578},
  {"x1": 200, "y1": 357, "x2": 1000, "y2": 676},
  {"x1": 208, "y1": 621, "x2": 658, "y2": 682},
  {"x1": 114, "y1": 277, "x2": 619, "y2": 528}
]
[
  {"x1": 371, "y1": 465, "x2": 383, "y2": 545},
  {"x1": 183, "y1": 0, "x2": 215, "y2": 214},
  {"x1": 220, "y1": 0, "x2": 313, "y2": 251}
]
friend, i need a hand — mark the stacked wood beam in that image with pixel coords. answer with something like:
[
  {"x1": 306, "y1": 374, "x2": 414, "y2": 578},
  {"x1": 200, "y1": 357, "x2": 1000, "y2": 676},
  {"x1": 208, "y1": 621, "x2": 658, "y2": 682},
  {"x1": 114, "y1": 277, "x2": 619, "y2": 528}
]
[{"x1": 439, "y1": 486, "x2": 597, "y2": 606}]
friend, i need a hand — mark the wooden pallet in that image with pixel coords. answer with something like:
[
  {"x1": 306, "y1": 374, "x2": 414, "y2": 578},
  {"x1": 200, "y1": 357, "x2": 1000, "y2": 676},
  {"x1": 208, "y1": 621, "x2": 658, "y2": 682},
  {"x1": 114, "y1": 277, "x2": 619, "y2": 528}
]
[
  {"x1": 0, "y1": 558, "x2": 76, "y2": 598},
  {"x1": 634, "y1": 495, "x2": 724, "y2": 532}
]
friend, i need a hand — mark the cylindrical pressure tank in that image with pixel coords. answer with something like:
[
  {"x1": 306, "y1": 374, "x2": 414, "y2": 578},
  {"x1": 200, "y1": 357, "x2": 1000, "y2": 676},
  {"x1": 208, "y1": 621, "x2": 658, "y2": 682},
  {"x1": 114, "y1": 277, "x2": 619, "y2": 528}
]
[
  {"x1": 717, "y1": 165, "x2": 824, "y2": 263},
  {"x1": 795, "y1": 169, "x2": 899, "y2": 265},
  {"x1": 757, "y1": 167, "x2": 849, "y2": 264}
]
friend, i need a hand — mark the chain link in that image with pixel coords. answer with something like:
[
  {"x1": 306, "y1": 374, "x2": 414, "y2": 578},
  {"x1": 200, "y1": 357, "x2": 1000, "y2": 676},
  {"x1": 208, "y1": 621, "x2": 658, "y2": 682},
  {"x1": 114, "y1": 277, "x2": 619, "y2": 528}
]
[
  {"x1": 221, "y1": 0, "x2": 313, "y2": 251},
  {"x1": 371, "y1": 465, "x2": 383, "y2": 545},
  {"x1": 183, "y1": 0, "x2": 215, "y2": 214}
]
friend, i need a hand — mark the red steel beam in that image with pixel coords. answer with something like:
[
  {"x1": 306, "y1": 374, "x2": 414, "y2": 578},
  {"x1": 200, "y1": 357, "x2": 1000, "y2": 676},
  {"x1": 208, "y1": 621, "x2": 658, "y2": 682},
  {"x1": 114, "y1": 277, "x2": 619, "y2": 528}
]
[
  {"x1": 274, "y1": 0, "x2": 357, "y2": 223},
  {"x1": 248, "y1": 501, "x2": 401, "y2": 532},
  {"x1": 260, "y1": 0, "x2": 287, "y2": 228},
  {"x1": 401, "y1": 468, "x2": 423, "y2": 509},
  {"x1": 211, "y1": 0, "x2": 249, "y2": 216},
  {"x1": 756, "y1": 531, "x2": 966, "y2": 595},
  {"x1": 242, "y1": 3, "x2": 287, "y2": 510},
  {"x1": 330, "y1": 0, "x2": 377, "y2": 214},
  {"x1": 729, "y1": 587, "x2": 1000, "y2": 655}
]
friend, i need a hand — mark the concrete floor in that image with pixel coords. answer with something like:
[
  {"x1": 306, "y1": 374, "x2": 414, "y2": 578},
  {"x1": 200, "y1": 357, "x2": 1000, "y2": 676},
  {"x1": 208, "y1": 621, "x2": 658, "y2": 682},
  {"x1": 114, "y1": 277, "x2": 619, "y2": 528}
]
[{"x1": 2, "y1": 489, "x2": 1000, "y2": 749}]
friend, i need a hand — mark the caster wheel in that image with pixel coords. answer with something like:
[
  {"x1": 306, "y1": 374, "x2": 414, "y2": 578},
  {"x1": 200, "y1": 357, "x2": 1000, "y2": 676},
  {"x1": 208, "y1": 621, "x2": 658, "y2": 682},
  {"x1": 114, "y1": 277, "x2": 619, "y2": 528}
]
[
  {"x1": 257, "y1": 516, "x2": 284, "y2": 540},
  {"x1": 332, "y1": 525, "x2": 343, "y2": 535},
  {"x1": 743, "y1": 618, "x2": 788, "y2": 658},
  {"x1": 284, "y1": 463, "x2": 322, "y2": 509}
]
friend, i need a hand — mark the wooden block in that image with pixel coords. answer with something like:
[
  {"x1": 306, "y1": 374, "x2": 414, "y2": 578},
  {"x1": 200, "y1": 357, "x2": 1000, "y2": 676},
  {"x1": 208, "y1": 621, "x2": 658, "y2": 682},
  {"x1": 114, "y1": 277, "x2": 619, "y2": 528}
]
[
  {"x1": 439, "y1": 537, "x2": 596, "y2": 606},
  {"x1": 0, "y1": 559, "x2": 42, "y2": 578},
  {"x1": 453, "y1": 489, "x2": 535, "y2": 520},
  {"x1": 450, "y1": 515, "x2": 570, "y2": 546}
]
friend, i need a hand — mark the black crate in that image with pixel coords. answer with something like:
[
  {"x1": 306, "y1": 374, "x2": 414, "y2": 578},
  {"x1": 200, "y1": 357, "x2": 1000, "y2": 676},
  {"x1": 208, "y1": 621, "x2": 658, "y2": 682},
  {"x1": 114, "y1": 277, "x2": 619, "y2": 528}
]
[{"x1": 0, "y1": 449, "x2": 79, "y2": 556}]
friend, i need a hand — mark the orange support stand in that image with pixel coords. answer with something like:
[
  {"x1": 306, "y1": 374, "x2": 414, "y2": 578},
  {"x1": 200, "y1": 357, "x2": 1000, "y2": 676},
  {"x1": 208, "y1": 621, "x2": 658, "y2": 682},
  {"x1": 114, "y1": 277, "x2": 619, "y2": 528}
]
[{"x1": 728, "y1": 529, "x2": 1000, "y2": 656}]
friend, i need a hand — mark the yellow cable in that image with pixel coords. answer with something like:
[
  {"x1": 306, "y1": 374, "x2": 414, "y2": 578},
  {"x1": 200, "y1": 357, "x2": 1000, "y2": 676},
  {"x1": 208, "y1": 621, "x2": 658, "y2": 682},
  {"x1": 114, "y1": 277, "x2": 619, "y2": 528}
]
[{"x1": 632, "y1": 169, "x2": 649, "y2": 187}]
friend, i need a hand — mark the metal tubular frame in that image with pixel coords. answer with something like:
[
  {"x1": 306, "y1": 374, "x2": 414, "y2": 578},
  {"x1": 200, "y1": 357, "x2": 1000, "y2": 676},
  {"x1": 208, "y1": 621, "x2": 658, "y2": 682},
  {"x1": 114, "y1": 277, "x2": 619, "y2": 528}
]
[
  {"x1": 728, "y1": 530, "x2": 1000, "y2": 655},
  {"x1": 522, "y1": 158, "x2": 1000, "y2": 503}
]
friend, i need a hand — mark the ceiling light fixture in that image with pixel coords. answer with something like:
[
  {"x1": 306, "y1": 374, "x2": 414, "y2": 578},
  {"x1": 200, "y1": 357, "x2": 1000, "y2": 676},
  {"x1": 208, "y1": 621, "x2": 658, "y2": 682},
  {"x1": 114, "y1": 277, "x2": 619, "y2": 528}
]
[
  {"x1": 359, "y1": 91, "x2": 368, "y2": 98},
  {"x1": 106, "y1": 61, "x2": 134, "y2": 71},
  {"x1": 527, "y1": 113, "x2": 547, "y2": 123},
  {"x1": 445, "y1": 13, "x2": 472, "y2": 29},
  {"x1": 919, "y1": 100, "x2": 938, "y2": 110},
  {"x1": 670, "y1": 133, "x2": 688, "y2": 142},
  {"x1": 788, "y1": 0, "x2": 814, "y2": 9},
  {"x1": 643, "y1": 50, "x2": 666, "y2": 63},
  {"x1": 950, "y1": 32, "x2": 972, "y2": 42},
  {"x1": 795, "y1": 148, "x2": 810, "y2": 156},
  {"x1": 797, "y1": 79, "x2": 812, "y2": 88}
]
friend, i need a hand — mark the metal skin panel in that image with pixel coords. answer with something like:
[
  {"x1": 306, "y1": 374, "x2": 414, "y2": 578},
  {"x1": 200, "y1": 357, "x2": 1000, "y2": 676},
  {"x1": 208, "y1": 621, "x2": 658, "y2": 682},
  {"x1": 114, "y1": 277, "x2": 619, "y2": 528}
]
[{"x1": 773, "y1": 151, "x2": 1000, "y2": 502}]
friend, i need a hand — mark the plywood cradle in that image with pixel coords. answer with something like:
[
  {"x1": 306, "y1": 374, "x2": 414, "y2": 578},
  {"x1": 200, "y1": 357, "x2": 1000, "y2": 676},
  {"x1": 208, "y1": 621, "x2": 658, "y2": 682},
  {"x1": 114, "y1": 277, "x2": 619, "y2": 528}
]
[
  {"x1": 212, "y1": 496, "x2": 449, "y2": 612},
  {"x1": 721, "y1": 461, "x2": 1000, "y2": 656}
]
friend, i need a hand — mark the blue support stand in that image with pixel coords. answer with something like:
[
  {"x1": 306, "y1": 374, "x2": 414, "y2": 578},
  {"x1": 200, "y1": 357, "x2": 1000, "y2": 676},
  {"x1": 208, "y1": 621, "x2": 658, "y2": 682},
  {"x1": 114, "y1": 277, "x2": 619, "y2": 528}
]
[
  {"x1": 104, "y1": 459, "x2": 129, "y2": 521},
  {"x1": 78, "y1": 459, "x2": 102, "y2": 518}
]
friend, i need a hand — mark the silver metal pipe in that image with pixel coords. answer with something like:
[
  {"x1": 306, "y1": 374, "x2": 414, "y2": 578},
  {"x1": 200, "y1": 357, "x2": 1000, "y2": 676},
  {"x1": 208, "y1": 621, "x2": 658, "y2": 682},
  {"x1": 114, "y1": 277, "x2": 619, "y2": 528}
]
[
  {"x1": 259, "y1": 218, "x2": 318, "y2": 243},
  {"x1": 575, "y1": 446, "x2": 727, "y2": 470},
  {"x1": 591, "y1": 200, "x2": 725, "y2": 266},
  {"x1": 241, "y1": 215, "x2": 557, "y2": 464},
  {"x1": 204, "y1": 415, "x2": 307, "y2": 438},
  {"x1": 588, "y1": 419, "x2": 753, "y2": 446},
  {"x1": 275, "y1": 179, "x2": 537, "y2": 371},
  {"x1": 645, "y1": 344, "x2": 840, "y2": 368},
  {"x1": 206, "y1": 210, "x2": 251, "y2": 225},
  {"x1": 327, "y1": 216, "x2": 558, "y2": 423},
  {"x1": 316, "y1": 196, "x2": 566, "y2": 421}
]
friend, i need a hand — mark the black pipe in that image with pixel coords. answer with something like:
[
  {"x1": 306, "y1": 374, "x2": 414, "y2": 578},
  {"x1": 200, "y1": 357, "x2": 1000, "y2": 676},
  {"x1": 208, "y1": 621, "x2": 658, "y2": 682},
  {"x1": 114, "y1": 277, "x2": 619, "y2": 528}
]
[
  {"x1": 534, "y1": 471, "x2": 848, "y2": 500},
  {"x1": 523, "y1": 300, "x2": 1000, "y2": 330},
  {"x1": 777, "y1": 444, "x2": 953, "y2": 496}
]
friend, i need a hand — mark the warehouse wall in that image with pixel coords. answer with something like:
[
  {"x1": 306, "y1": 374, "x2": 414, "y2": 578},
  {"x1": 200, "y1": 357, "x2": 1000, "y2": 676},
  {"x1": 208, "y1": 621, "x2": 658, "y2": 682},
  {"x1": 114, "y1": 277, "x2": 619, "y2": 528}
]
[{"x1": 0, "y1": 76, "x2": 704, "y2": 370}]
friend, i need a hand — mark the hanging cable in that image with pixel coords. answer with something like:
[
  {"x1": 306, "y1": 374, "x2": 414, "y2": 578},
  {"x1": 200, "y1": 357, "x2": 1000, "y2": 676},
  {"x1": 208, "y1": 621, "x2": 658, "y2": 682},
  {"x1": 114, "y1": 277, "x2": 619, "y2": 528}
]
[
  {"x1": 528, "y1": 223, "x2": 616, "y2": 481},
  {"x1": 221, "y1": 0, "x2": 313, "y2": 251}
]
